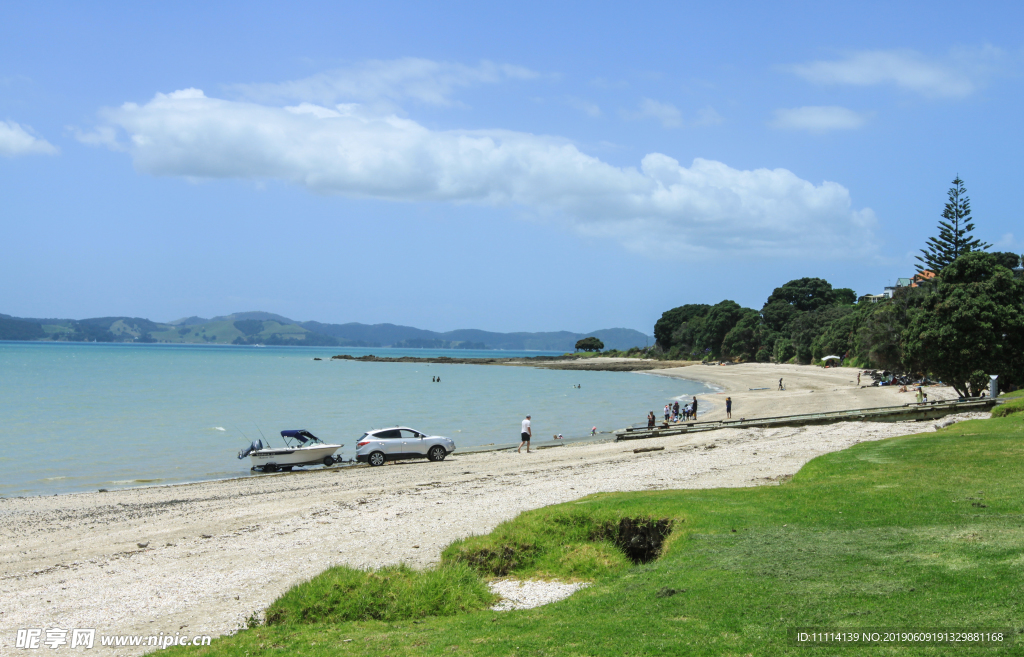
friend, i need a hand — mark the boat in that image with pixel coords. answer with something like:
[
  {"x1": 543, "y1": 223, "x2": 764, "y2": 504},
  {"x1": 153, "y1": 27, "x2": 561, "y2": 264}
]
[{"x1": 238, "y1": 430, "x2": 343, "y2": 472}]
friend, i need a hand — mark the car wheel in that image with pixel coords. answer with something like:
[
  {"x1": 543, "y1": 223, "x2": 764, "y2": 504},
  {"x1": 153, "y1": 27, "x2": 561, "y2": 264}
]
[
  {"x1": 323, "y1": 455, "x2": 334, "y2": 467},
  {"x1": 368, "y1": 451, "x2": 386, "y2": 467},
  {"x1": 427, "y1": 446, "x2": 447, "y2": 462}
]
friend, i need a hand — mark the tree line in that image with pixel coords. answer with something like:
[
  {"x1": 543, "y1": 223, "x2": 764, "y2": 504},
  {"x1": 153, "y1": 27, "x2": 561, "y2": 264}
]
[{"x1": 653, "y1": 178, "x2": 1024, "y2": 397}]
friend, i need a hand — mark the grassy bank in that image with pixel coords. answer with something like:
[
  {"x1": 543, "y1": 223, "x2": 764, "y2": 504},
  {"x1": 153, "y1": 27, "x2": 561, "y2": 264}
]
[{"x1": 172, "y1": 412, "x2": 1024, "y2": 655}]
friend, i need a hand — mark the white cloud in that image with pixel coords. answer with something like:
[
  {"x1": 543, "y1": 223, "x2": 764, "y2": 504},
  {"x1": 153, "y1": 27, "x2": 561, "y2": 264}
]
[
  {"x1": 86, "y1": 88, "x2": 876, "y2": 257},
  {"x1": 770, "y1": 106, "x2": 869, "y2": 133},
  {"x1": 622, "y1": 98, "x2": 683, "y2": 128},
  {"x1": 0, "y1": 120, "x2": 58, "y2": 156},
  {"x1": 565, "y1": 96, "x2": 601, "y2": 117},
  {"x1": 791, "y1": 49, "x2": 982, "y2": 98},
  {"x1": 230, "y1": 57, "x2": 540, "y2": 107},
  {"x1": 693, "y1": 105, "x2": 724, "y2": 127},
  {"x1": 995, "y1": 233, "x2": 1022, "y2": 251}
]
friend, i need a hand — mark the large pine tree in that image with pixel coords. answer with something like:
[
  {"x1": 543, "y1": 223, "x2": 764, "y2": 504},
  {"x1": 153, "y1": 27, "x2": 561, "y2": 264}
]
[{"x1": 916, "y1": 176, "x2": 990, "y2": 274}]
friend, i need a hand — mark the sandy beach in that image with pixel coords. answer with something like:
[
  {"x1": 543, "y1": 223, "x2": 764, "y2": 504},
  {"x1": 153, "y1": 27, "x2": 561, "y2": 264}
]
[{"x1": 0, "y1": 363, "x2": 976, "y2": 655}]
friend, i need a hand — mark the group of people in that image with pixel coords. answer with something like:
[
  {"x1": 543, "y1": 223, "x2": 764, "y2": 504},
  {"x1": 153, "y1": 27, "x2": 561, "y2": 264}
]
[
  {"x1": 431, "y1": 376, "x2": 441, "y2": 382},
  {"x1": 649, "y1": 397, "x2": 700, "y2": 427}
]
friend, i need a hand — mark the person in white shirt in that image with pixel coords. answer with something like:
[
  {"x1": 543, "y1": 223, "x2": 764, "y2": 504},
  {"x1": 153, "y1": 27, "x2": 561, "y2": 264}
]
[{"x1": 518, "y1": 415, "x2": 532, "y2": 453}]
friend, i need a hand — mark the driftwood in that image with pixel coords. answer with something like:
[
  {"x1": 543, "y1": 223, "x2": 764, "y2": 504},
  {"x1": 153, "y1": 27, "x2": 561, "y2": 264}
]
[{"x1": 633, "y1": 446, "x2": 665, "y2": 454}]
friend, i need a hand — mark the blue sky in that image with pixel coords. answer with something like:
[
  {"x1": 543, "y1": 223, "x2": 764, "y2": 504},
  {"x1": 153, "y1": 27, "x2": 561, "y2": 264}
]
[{"x1": 2, "y1": 1, "x2": 1021, "y2": 333}]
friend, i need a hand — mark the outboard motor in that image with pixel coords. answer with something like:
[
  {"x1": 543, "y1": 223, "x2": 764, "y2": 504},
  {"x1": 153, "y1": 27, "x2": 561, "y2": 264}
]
[{"x1": 238, "y1": 439, "x2": 263, "y2": 459}]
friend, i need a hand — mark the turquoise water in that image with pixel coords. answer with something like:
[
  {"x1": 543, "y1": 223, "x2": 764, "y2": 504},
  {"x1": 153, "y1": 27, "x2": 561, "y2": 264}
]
[{"x1": 0, "y1": 342, "x2": 709, "y2": 496}]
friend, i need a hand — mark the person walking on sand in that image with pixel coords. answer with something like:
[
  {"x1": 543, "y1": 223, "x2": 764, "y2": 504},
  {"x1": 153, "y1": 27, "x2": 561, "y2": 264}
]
[
  {"x1": 778, "y1": 377, "x2": 784, "y2": 391},
  {"x1": 518, "y1": 415, "x2": 532, "y2": 453},
  {"x1": 726, "y1": 396, "x2": 732, "y2": 419}
]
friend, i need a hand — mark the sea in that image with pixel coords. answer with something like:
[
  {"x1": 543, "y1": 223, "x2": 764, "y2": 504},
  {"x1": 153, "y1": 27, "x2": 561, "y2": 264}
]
[{"x1": 0, "y1": 341, "x2": 712, "y2": 497}]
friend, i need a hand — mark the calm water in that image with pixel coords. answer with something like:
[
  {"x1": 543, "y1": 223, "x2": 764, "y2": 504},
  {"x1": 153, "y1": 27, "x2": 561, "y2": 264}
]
[{"x1": 0, "y1": 342, "x2": 710, "y2": 496}]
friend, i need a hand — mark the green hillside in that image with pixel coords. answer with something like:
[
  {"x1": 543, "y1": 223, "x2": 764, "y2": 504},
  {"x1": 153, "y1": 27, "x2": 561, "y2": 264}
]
[{"x1": 1, "y1": 311, "x2": 654, "y2": 350}]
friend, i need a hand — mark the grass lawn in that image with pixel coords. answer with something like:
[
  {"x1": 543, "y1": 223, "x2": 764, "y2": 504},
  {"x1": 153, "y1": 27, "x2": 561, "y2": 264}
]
[{"x1": 170, "y1": 412, "x2": 1024, "y2": 656}]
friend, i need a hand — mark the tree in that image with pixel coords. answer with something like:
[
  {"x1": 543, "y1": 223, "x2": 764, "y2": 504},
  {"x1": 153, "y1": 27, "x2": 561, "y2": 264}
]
[
  {"x1": 720, "y1": 309, "x2": 766, "y2": 361},
  {"x1": 764, "y1": 278, "x2": 840, "y2": 312},
  {"x1": 575, "y1": 336, "x2": 604, "y2": 352},
  {"x1": 904, "y1": 252, "x2": 1024, "y2": 396},
  {"x1": 917, "y1": 177, "x2": 990, "y2": 274},
  {"x1": 653, "y1": 304, "x2": 711, "y2": 349},
  {"x1": 991, "y1": 251, "x2": 1022, "y2": 271},
  {"x1": 691, "y1": 300, "x2": 749, "y2": 358}
]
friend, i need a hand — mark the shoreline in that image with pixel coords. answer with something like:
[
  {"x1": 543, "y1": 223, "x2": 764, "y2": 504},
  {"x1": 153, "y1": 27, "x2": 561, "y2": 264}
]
[
  {"x1": 0, "y1": 362, "x2": 976, "y2": 656},
  {"x1": 1, "y1": 409, "x2": 988, "y2": 656},
  {"x1": 330, "y1": 353, "x2": 698, "y2": 371}
]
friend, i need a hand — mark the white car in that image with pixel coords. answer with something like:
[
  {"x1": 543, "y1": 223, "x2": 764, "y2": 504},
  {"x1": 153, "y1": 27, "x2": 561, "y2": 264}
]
[{"x1": 355, "y1": 427, "x2": 456, "y2": 466}]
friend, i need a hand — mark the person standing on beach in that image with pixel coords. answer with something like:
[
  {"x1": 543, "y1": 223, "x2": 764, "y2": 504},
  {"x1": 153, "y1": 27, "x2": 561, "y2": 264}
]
[
  {"x1": 691, "y1": 396, "x2": 698, "y2": 418},
  {"x1": 664, "y1": 404, "x2": 670, "y2": 422},
  {"x1": 725, "y1": 397, "x2": 732, "y2": 419},
  {"x1": 857, "y1": 372, "x2": 861, "y2": 386},
  {"x1": 518, "y1": 415, "x2": 532, "y2": 453},
  {"x1": 647, "y1": 412, "x2": 655, "y2": 428}
]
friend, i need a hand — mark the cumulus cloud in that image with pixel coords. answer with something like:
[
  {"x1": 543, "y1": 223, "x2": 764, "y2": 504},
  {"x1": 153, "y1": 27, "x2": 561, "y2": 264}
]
[
  {"x1": 230, "y1": 57, "x2": 539, "y2": 107},
  {"x1": 791, "y1": 49, "x2": 983, "y2": 98},
  {"x1": 86, "y1": 88, "x2": 876, "y2": 257},
  {"x1": 622, "y1": 98, "x2": 683, "y2": 128},
  {"x1": 0, "y1": 120, "x2": 58, "y2": 156},
  {"x1": 770, "y1": 106, "x2": 869, "y2": 133}
]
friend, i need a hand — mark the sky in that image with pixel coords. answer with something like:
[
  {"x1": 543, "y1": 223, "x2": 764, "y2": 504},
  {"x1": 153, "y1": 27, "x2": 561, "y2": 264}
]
[{"x1": 2, "y1": 1, "x2": 1022, "y2": 334}]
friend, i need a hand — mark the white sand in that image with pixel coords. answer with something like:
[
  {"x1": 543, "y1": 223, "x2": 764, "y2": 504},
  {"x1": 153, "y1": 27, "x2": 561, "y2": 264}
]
[
  {"x1": 0, "y1": 363, "x2": 977, "y2": 655},
  {"x1": 489, "y1": 579, "x2": 589, "y2": 611}
]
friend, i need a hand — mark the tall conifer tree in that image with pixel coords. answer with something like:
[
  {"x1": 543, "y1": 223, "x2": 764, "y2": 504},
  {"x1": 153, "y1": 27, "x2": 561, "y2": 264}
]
[{"x1": 916, "y1": 176, "x2": 990, "y2": 274}]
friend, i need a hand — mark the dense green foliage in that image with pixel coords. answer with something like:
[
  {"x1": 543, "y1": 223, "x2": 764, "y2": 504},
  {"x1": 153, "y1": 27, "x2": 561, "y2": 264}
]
[
  {"x1": 904, "y1": 252, "x2": 1024, "y2": 396},
  {"x1": 171, "y1": 412, "x2": 1024, "y2": 656},
  {"x1": 654, "y1": 254, "x2": 1024, "y2": 391},
  {"x1": 917, "y1": 176, "x2": 990, "y2": 274},
  {"x1": 575, "y1": 336, "x2": 605, "y2": 352}
]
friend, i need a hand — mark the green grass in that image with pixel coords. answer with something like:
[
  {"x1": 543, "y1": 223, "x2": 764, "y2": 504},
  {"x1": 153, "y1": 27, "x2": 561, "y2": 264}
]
[
  {"x1": 264, "y1": 563, "x2": 495, "y2": 625},
  {"x1": 992, "y1": 394, "x2": 1024, "y2": 417},
  {"x1": 169, "y1": 413, "x2": 1024, "y2": 656}
]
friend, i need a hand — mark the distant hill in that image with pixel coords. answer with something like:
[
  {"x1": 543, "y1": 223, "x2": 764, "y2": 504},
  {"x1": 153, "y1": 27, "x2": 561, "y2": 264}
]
[{"x1": 0, "y1": 310, "x2": 654, "y2": 351}]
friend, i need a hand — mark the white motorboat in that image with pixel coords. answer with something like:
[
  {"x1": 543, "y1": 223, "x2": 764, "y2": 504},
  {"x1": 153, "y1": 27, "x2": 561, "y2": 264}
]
[{"x1": 238, "y1": 430, "x2": 343, "y2": 472}]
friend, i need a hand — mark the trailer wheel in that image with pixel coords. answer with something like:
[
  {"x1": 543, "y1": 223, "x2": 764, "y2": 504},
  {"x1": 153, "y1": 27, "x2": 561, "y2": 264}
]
[
  {"x1": 264, "y1": 463, "x2": 277, "y2": 473},
  {"x1": 323, "y1": 455, "x2": 334, "y2": 467}
]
